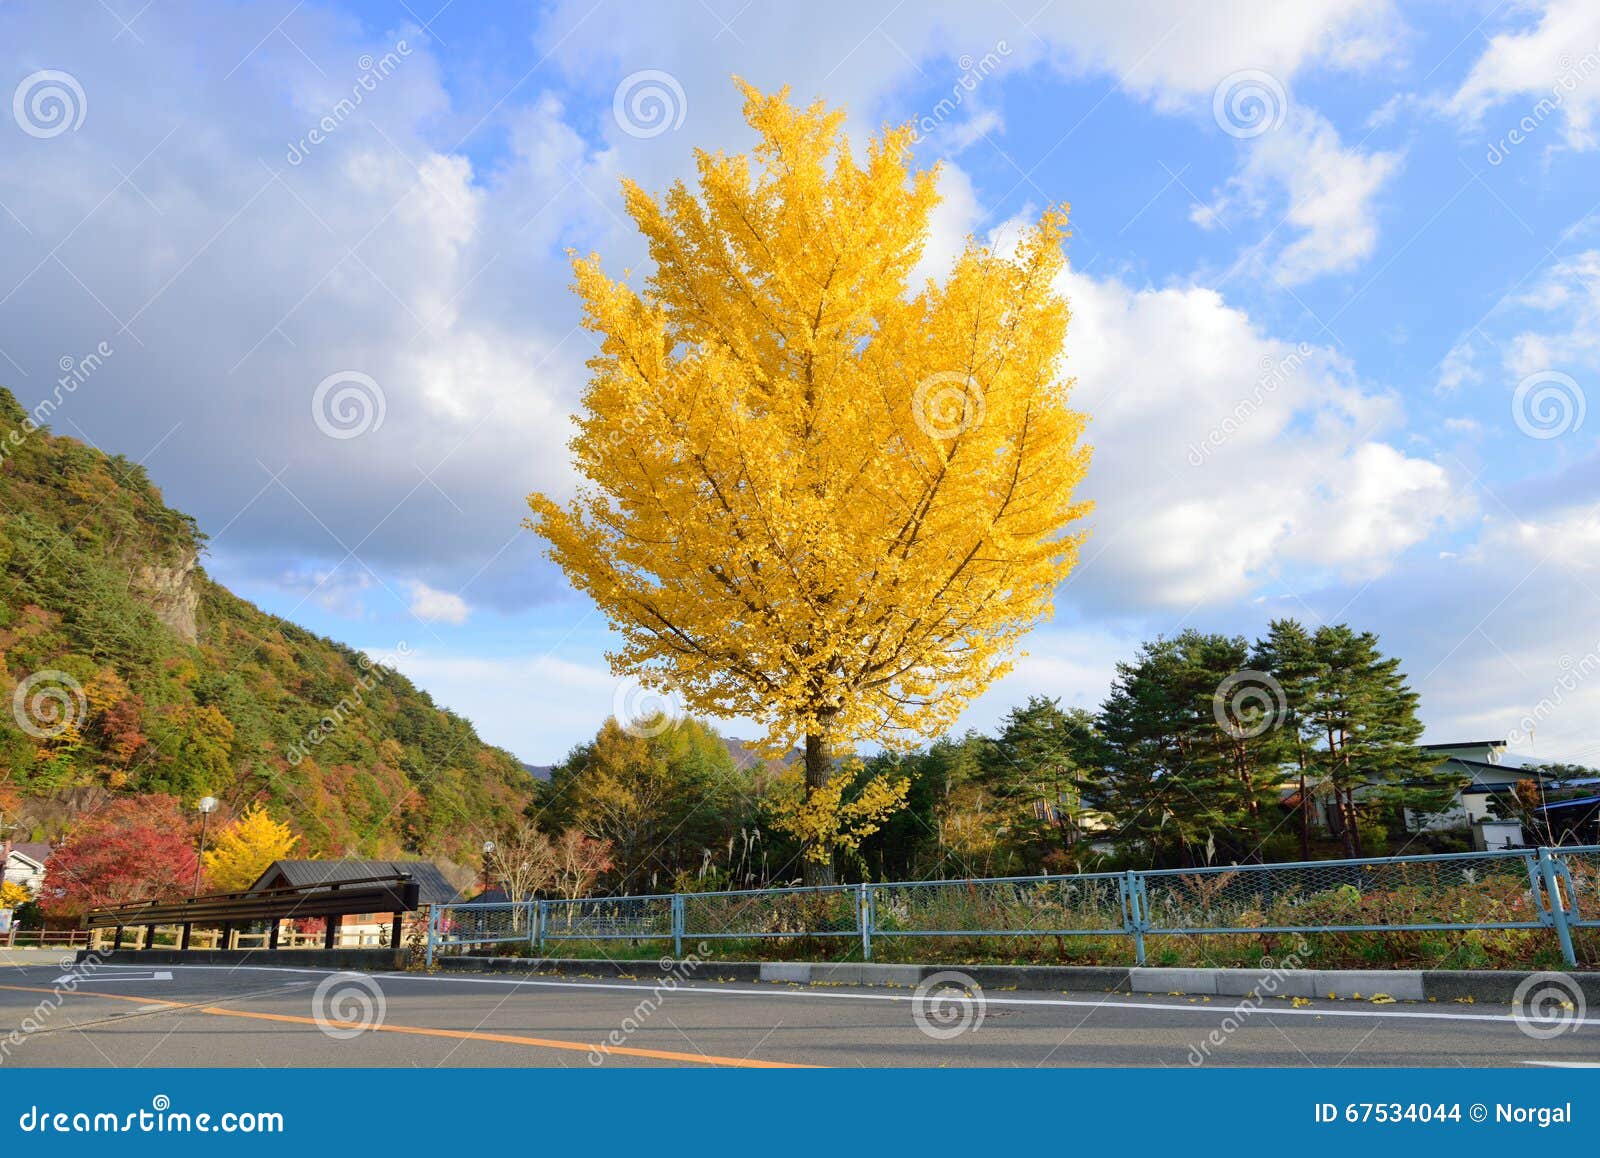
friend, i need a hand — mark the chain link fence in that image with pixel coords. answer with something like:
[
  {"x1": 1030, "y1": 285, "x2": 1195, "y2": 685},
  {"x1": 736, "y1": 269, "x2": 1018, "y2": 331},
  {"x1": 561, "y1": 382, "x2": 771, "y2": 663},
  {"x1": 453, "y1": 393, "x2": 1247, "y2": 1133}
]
[
  {"x1": 1138, "y1": 849, "x2": 1546, "y2": 934},
  {"x1": 426, "y1": 846, "x2": 1600, "y2": 967},
  {"x1": 872, "y1": 873, "x2": 1127, "y2": 937},
  {"x1": 543, "y1": 895, "x2": 674, "y2": 940},
  {"x1": 683, "y1": 884, "x2": 860, "y2": 941}
]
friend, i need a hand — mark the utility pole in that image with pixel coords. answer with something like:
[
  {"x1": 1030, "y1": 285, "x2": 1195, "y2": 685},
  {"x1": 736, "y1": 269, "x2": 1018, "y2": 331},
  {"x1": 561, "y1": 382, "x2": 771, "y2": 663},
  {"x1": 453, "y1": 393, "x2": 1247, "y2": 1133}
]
[
  {"x1": 0, "y1": 812, "x2": 17, "y2": 947},
  {"x1": 194, "y1": 796, "x2": 217, "y2": 896}
]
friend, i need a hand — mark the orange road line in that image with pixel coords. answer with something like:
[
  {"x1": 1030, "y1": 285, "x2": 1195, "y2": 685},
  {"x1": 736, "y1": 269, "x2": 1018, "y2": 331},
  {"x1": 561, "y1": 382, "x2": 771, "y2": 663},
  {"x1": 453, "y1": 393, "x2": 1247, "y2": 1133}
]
[{"x1": 0, "y1": 983, "x2": 809, "y2": 1068}]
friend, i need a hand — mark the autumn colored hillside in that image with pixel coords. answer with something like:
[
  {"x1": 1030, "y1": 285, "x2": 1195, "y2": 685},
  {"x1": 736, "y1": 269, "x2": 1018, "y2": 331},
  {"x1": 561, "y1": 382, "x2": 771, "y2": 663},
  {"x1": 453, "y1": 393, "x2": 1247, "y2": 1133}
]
[{"x1": 0, "y1": 387, "x2": 530, "y2": 864}]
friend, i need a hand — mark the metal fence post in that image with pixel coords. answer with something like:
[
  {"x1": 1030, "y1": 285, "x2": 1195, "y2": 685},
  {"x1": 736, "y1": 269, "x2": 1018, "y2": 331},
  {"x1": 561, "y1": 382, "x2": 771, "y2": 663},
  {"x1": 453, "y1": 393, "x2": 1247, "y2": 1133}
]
[
  {"x1": 859, "y1": 884, "x2": 874, "y2": 961},
  {"x1": 424, "y1": 904, "x2": 437, "y2": 970},
  {"x1": 1123, "y1": 870, "x2": 1146, "y2": 966},
  {"x1": 1538, "y1": 847, "x2": 1578, "y2": 967},
  {"x1": 528, "y1": 900, "x2": 539, "y2": 952},
  {"x1": 671, "y1": 894, "x2": 684, "y2": 959},
  {"x1": 536, "y1": 900, "x2": 547, "y2": 951}
]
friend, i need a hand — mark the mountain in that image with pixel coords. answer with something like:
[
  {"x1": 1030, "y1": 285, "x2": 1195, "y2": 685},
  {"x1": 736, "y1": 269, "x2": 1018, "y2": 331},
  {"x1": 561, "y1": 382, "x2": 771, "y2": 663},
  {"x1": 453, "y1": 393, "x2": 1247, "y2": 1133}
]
[{"x1": 0, "y1": 388, "x2": 530, "y2": 862}]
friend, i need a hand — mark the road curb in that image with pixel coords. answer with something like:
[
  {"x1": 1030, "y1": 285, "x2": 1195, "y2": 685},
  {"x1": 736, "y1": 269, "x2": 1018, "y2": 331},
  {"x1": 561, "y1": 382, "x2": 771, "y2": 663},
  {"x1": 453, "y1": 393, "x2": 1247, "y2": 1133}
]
[
  {"x1": 80, "y1": 949, "x2": 1600, "y2": 1005},
  {"x1": 429, "y1": 955, "x2": 1599, "y2": 1002}
]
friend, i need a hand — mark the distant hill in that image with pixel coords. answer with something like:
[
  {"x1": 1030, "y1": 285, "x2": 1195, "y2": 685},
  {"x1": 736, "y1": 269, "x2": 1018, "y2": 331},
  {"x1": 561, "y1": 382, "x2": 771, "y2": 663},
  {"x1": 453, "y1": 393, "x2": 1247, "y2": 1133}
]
[
  {"x1": 721, "y1": 736, "x2": 803, "y2": 773},
  {"x1": 0, "y1": 388, "x2": 530, "y2": 860}
]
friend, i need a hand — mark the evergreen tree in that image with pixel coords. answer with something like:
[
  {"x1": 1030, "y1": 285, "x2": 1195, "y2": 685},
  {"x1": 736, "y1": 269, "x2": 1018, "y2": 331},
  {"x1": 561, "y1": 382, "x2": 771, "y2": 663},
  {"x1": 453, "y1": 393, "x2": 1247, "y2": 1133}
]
[{"x1": 1299, "y1": 625, "x2": 1453, "y2": 858}]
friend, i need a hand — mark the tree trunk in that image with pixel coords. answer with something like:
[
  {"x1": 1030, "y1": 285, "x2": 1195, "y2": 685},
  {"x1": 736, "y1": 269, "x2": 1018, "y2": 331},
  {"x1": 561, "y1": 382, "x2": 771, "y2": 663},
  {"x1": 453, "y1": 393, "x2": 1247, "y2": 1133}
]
[{"x1": 802, "y1": 730, "x2": 836, "y2": 887}]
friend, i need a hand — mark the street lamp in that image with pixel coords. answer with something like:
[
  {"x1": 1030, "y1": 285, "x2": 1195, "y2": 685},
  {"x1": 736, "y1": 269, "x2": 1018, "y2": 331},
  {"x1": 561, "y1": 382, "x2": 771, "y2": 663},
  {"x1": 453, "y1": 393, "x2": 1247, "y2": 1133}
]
[
  {"x1": 194, "y1": 796, "x2": 218, "y2": 897},
  {"x1": 481, "y1": 840, "x2": 495, "y2": 897}
]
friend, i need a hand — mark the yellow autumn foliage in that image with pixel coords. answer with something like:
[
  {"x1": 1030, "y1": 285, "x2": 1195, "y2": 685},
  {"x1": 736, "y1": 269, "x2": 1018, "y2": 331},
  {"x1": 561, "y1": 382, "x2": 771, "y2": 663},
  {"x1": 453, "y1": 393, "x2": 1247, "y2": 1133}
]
[
  {"x1": 527, "y1": 81, "x2": 1091, "y2": 867},
  {"x1": 201, "y1": 803, "x2": 299, "y2": 893}
]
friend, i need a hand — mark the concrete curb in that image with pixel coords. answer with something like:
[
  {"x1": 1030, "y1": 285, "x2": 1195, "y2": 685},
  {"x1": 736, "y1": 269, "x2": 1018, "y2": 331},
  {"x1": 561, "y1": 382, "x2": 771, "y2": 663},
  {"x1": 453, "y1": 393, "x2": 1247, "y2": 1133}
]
[
  {"x1": 80, "y1": 949, "x2": 1600, "y2": 1004},
  {"x1": 429, "y1": 955, "x2": 1600, "y2": 1002}
]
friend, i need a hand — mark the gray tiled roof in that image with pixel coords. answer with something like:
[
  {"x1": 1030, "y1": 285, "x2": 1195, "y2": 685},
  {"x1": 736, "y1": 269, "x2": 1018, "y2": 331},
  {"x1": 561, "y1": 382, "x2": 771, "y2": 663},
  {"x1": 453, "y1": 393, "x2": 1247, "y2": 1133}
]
[{"x1": 247, "y1": 860, "x2": 461, "y2": 905}]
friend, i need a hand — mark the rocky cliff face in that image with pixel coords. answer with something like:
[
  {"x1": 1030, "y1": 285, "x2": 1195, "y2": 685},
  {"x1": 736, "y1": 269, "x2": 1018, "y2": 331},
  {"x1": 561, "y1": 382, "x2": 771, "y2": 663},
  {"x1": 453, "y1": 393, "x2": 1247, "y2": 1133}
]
[{"x1": 131, "y1": 551, "x2": 199, "y2": 644}]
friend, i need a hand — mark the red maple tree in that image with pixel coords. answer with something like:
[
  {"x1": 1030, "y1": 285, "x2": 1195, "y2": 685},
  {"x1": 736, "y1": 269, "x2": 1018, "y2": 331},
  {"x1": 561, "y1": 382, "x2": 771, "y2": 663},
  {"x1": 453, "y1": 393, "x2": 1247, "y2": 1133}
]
[{"x1": 42, "y1": 795, "x2": 201, "y2": 919}]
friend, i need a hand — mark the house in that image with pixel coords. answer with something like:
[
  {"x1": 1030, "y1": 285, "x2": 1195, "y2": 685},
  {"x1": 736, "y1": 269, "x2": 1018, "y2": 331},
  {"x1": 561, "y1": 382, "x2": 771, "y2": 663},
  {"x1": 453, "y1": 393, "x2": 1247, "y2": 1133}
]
[
  {"x1": 1289, "y1": 739, "x2": 1582, "y2": 852},
  {"x1": 1403, "y1": 741, "x2": 1568, "y2": 850},
  {"x1": 3, "y1": 842, "x2": 51, "y2": 897},
  {"x1": 246, "y1": 860, "x2": 461, "y2": 947}
]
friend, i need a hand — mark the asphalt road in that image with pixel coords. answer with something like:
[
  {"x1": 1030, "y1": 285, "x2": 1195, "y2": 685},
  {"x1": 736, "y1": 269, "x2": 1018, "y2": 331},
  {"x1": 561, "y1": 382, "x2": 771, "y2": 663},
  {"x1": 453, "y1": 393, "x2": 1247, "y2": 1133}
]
[{"x1": 1, "y1": 954, "x2": 1597, "y2": 1068}]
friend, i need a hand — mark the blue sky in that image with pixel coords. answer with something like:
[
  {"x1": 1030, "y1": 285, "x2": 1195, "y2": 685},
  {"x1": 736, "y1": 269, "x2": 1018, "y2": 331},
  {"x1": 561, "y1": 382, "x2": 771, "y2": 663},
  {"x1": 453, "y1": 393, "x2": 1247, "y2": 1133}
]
[{"x1": 3, "y1": 0, "x2": 1599, "y2": 766}]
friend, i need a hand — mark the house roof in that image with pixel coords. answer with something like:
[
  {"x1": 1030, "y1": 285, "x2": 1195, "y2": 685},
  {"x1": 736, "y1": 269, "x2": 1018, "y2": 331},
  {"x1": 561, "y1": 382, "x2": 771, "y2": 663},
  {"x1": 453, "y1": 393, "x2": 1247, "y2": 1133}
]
[
  {"x1": 6, "y1": 842, "x2": 52, "y2": 867},
  {"x1": 1535, "y1": 795, "x2": 1600, "y2": 813},
  {"x1": 1422, "y1": 740, "x2": 1506, "y2": 751},
  {"x1": 246, "y1": 860, "x2": 461, "y2": 906}
]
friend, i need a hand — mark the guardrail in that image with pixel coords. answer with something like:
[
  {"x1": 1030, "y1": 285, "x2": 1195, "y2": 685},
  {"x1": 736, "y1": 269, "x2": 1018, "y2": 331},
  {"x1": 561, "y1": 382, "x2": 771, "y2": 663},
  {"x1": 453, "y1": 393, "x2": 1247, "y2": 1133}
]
[
  {"x1": 1, "y1": 929, "x2": 92, "y2": 949},
  {"x1": 426, "y1": 846, "x2": 1600, "y2": 968}
]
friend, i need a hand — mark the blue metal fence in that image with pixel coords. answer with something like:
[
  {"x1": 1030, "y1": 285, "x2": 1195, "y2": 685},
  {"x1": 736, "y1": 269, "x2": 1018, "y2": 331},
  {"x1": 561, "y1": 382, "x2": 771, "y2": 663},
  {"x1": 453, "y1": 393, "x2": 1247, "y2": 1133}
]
[{"x1": 426, "y1": 845, "x2": 1600, "y2": 968}]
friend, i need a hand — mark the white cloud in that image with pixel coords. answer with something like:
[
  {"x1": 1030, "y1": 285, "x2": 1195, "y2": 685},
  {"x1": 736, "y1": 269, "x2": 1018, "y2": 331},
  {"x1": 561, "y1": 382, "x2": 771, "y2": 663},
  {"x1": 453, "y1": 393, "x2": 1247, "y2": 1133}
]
[
  {"x1": 407, "y1": 580, "x2": 471, "y2": 624},
  {"x1": 1055, "y1": 265, "x2": 1464, "y2": 607},
  {"x1": 1196, "y1": 110, "x2": 1403, "y2": 284},
  {"x1": 1447, "y1": 0, "x2": 1600, "y2": 151},
  {"x1": 908, "y1": 169, "x2": 1464, "y2": 610}
]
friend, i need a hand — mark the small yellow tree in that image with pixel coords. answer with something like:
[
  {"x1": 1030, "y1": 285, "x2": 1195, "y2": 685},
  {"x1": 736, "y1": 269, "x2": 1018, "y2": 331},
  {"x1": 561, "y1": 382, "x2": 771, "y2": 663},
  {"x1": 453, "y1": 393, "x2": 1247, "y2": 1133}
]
[
  {"x1": 0, "y1": 880, "x2": 29, "y2": 910},
  {"x1": 201, "y1": 804, "x2": 299, "y2": 892},
  {"x1": 528, "y1": 82, "x2": 1091, "y2": 883}
]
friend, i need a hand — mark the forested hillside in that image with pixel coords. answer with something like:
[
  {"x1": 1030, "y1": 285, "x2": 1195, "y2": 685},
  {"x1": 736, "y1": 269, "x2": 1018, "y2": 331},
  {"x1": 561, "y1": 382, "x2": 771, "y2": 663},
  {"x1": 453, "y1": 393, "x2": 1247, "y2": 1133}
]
[{"x1": 0, "y1": 388, "x2": 530, "y2": 862}]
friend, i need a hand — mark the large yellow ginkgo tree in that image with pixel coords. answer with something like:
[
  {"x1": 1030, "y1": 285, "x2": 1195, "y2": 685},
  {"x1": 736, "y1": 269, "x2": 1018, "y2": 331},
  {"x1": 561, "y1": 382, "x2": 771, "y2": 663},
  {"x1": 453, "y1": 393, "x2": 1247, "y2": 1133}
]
[{"x1": 528, "y1": 81, "x2": 1092, "y2": 883}]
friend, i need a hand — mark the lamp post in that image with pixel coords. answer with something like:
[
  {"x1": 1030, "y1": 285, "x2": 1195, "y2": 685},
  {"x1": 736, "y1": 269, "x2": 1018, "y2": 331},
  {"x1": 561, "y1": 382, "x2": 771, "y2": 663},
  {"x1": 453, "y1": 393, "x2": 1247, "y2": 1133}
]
[
  {"x1": 194, "y1": 796, "x2": 217, "y2": 897},
  {"x1": 481, "y1": 840, "x2": 495, "y2": 897}
]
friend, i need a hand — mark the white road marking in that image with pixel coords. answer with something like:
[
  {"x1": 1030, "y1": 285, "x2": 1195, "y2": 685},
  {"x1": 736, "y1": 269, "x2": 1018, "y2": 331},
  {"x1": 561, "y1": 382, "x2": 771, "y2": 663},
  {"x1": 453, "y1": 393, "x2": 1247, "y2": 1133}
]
[
  {"x1": 73, "y1": 963, "x2": 1600, "y2": 1031},
  {"x1": 1521, "y1": 1060, "x2": 1600, "y2": 1068},
  {"x1": 54, "y1": 970, "x2": 172, "y2": 984}
]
